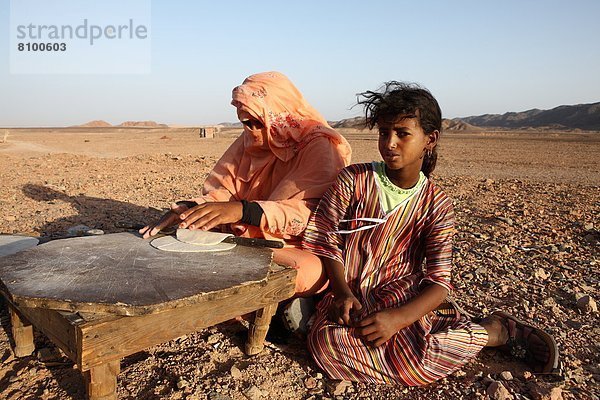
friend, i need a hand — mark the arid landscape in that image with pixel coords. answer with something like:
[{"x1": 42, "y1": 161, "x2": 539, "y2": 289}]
[{"x1": 0, "y1": 126, "x2": 599, "y2": 399}]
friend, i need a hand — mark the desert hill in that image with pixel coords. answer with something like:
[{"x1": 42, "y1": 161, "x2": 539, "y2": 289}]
[
  {"x1": 459, "y1": 102, "x2": 600, "y2": 130},
  {"x1": 330, "y1": 117, "x2": 478, "y2": 132},
  {"x1": 78, "y1": 120, "x2": 112, "y2": 127},
  {"x1": 118, "y1": 121, "x2": 169, "y2": 128}
]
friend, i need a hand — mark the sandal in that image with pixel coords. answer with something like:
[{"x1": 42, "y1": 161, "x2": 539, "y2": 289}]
[{"x1": 492, "y1": 311, "x2": 560, "y2": 375}]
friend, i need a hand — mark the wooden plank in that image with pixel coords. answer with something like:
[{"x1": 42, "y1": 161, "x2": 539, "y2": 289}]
[
  {"x1": 18, "y1": 307, "x2": 79, "y2": 362},
  {"x1": 78, "y1": 269, "x2": 296, "y2": 370},
  {"x1": 8, "y1": 305, "x2": 35, "y2": 357},
  {"x1": 0, "y1": 232, "x2": 274, "y2": 316}
]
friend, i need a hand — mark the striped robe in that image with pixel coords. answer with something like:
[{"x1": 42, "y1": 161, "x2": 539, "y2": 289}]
[{"x1": 303, "y1": 163, "x2": 488, "y2": 385}]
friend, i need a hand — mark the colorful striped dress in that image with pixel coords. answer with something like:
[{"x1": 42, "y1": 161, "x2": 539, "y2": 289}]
[{"x1": 303, "y1": 163, "x2": 488, "y2": 385}]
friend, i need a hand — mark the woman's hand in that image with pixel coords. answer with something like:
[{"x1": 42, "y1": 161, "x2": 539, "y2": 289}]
[
  {"x1": 328, "y1": 291, "x2": 363, "y2": 326},
  {"x1": 179, "y1": 201, "x2": 243, "y2": 231},
  {"x1": 355, "y1": 308, "x2": 410, "y2": 347},
  {"x1": 139, "y1": 203, "x2": 189, "y2": 239}
]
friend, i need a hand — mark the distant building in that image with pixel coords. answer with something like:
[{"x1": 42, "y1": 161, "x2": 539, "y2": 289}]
[{"x1": 199, "y1": 126, "x2": 219, "y2": 138}]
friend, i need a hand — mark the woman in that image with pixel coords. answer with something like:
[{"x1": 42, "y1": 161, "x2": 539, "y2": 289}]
[{"x1": 140, "y1": 71, "x2": 351, "y2": 296}]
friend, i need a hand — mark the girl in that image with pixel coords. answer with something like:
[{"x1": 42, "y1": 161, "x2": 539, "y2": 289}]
[
  {"x1": 303, "y1": 82, "x2": 558, "y2": 385},
  {"x1": 140, "y1": 71, "x2": 351, "y2": 296}
]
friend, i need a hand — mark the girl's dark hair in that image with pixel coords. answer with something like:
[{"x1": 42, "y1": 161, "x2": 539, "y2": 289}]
[{"x1": 356, "y1": 81, "x2": 442, "y2": 177}]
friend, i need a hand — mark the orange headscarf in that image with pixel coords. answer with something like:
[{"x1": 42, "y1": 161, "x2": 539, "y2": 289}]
[{"x1": 195, "y1": 71, "x2": 351, "y2": 241}]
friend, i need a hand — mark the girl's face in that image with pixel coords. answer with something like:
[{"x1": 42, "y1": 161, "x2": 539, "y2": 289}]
[{"x1": 377, "y1": 114, "x2": 437, "y2": 175}]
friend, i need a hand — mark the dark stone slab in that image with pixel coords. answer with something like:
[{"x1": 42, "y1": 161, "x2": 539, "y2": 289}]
[{"x1": 0, "y1": 232, "x2": 273, "y2": 316}]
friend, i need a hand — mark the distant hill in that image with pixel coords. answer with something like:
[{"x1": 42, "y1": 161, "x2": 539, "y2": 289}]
[
  {"x1": 118, "y1": 121, "x2": 168, "y2": 128},
  {"x1": 459, "y1": 102, "x2": 600, "y2": 130},
  {"x1": 79, "y1": 120, "x2": 112, "y2": 127},
  {"x1": 330, "y1": 117, "x2": 478, "y2": 132},
  {"x1": 442, "y1": 119, "x2": 480, "y2": 132},
  {"x1": 330, "y1": 117, "x2": 365, "y2": 129}
]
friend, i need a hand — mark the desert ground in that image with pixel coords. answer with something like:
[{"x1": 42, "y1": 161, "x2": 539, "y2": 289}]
[{"x1": 0, "y1": 127, "x2": 598, "y2": 399}]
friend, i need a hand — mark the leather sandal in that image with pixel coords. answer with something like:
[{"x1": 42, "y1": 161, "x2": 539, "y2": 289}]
[{"x1": 492, "y1": 311, "x2": 561, "y2": 375}]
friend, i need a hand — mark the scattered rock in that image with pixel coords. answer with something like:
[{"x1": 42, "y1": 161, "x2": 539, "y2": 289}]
[
  {"x1": 230, "y1": 365, "x2": 242, "y2": 380},
  {"x1": 37, "y1": 347, "x2": 61, "y2": 362},
  {"x1": 304, "y1": 377, "x2": 317, "y2": 389},
  {"x1": 499, "y1": 371, "x2": 513, "y2": 381},
  {"x1": 243, "y1": 385, "x2": 263, "y2": 400},
  {"x1": 522, "y1": 371, "x2": 533, "y2": 380},
  {"x1": 486, "y1": 381, "x2": 514, "y2": 400},
  {"x1": 207, "y1": 333, "x2": 220, "y2": 344},
  {"x1": 326, "y1": 380, "x2": 352, "y2": 396},
  {"x1": 85, "y1": 229, "x2": 104, "y2": 235},
  {"x1": 67, "y1": 224, "x2": 91, "y2": 236},
  {"x1": 497, "y1": 216, "x2": 514, "y2": 226},
  {"x1": 528, "y1": 382, "x2": 563, "y2": 400},
  {"x1": 534, "y1": 267, "x2": 550, "y2": 280},
  {"x1": 176, "y1": 377, "x2": 189, "y2": 389},
  {"x1": 576, "y1": 294, "x2": 597, "y2": 313}
]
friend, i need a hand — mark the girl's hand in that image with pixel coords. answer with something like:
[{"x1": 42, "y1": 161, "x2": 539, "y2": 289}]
[
  {"x1": 179, "y1": 201, "x2": 243, "y2": 231},
  {"x1": 328, "y1": 292, "x2": 363, "y2": 326},
  {"x1": 355, "y1": 308, "x2": 410, "y2": 347},
  {"x1": 139, "y1": 203, "x2": 189, "y2": 239}
]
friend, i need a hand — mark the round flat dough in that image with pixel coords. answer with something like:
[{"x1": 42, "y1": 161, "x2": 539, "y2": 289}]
[
  {"x1": 176, "y1": 229, "x2": 233, "y2": 246},
  {"x1": 151, "y1": 235, "x2": 236, "y2": 252},
  {"x1": 0, "y1": 235, "x2": 39, "y2": 257}
]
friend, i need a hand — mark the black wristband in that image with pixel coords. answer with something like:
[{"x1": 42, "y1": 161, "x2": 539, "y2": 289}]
[
  {"x1": 175, "y1": 200, "x2": 198, "y2": 209},
  {"x1": 240, "y1": 200, "x2": 264, "y2": 226}
]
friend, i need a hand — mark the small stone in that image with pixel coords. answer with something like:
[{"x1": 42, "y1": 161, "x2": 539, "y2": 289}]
[
  {"x1": 534, "y1": 267, "x2": 550, "y2": 280},
  {"x1": 85, "y1": 229, "x2": 104, "y2": 236},
  {"x1": 67, "y1": 224, "x2": 91, "y2": 236},
  {"x1": 482, "y1": 374, "x2": 495, "y2": 386},
  {"x1": 528, "y1": 382, "x2": 563, "y2": 400},
  {"x1": 304, "y1": 377, "x2": 317, "y2": 389},
  {"x1": 176, "y1": 377, "x2": 189, "y2": 389},
  {"x1": 522, "y1": 371, "x2": 533, "y2": 380},
  {"x1": 583, "y1": 222, "x2": 594, "y2": 231},
  {"x1": 486, "y1": 381, "x2": 514, "y2": 400},
  {"x1": 207, "y1": 333, "x2": 220, "y2": 344},
  {"x1": 230, "y1": 365, "x2": 242, "y2": 379},
  {"x1": 576, "y1": 295, "x2": 597, "y2": 313},
  {"x1": 37, "y1": 347, "x2": 61, "y2": 362},
  {"x1": 315, "y1": 372, "x2": 323, "y2": 380},
  {"x1": 453, "y1": 369, "x2": 467, "y2": 378},
  {"x1": 497, "y1": 216, "x2": 514, "y2": 226},
  {"x1": 326, "y1": 380, "x2": 352, "y2": 396},
  {"x1": 499, "y1": 371, "x2": 513, "y2": 381},
  {"x1": 243, "y1": 385, "x2": 263, "y2": 400}
]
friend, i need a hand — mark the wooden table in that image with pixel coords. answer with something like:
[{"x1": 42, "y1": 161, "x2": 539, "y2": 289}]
[{"x1": 0, "y1": 233, "x2": 296, "y2": 400}]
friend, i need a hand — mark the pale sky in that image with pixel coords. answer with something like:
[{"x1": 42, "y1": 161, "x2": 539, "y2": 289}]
[{"x1": 1, "y1": 0, "x2": 599, "y2": 127}]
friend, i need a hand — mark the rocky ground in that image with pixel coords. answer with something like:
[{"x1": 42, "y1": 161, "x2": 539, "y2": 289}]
[{"x1": 0, "y1": 129, "x2": 598, "y2": 399}]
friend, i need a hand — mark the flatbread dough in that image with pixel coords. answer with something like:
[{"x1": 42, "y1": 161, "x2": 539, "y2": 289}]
[
  {"x1": 0, "y1": 235, "x2": 39, "y2": 257},
  {"x1": 176, "y1": 229, "x2": 233, "y2": 245},
  {"x1": 151, "y1": 235, "x2": 236, "y2": 252}
]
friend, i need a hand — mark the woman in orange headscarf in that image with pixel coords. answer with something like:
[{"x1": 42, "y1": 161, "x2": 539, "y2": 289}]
[{"x1": 140, "y1": 71, "x2": 351, "y2": 296}]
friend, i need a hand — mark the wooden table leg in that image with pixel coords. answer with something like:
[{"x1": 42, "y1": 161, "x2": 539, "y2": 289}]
[
  {"x1": 245, "y1": 303, "x2": 278, "y2": 355},
  {"x1": 84, "y1": 360, "x2": 120, "y2": 400},
  {"x1": 8, "y1": 305, "x2": 35, "y2": 357}
]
